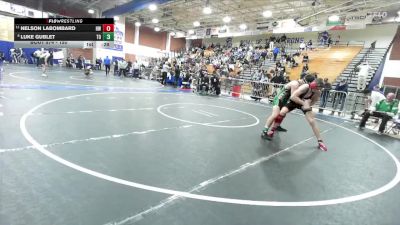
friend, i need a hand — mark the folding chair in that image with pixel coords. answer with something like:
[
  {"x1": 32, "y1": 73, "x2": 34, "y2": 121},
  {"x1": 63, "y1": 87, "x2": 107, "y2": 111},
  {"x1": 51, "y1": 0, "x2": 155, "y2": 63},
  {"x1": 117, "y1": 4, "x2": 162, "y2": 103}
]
[{"x1": 386, "y1": 119, "x2": 400, "y2": 135}]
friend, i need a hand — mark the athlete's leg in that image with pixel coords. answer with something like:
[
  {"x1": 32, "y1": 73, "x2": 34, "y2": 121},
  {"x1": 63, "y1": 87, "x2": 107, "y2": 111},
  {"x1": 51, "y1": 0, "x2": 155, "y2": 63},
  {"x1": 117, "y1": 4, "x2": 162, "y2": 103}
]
[
  {"x1": 304, "y1": 110, "x2": 328, "y2": 151},
  {"x1": 269, "y1": 106, "x2": 290, "y2": 132},
  {"x1": 42, "y1": 57, "x2": 48, "y2": 77},
  {"x1": 262, "y1": 105, "x2": 280, "y2": 138},
  {"x1": 264, "y1": 105, "x2": 280, "y2": 129}
]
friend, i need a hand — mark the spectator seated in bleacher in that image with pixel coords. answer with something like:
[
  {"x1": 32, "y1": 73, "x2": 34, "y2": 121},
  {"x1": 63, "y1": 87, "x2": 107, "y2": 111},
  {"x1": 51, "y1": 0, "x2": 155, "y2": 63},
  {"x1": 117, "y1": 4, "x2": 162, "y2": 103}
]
[
  {"x1": 306, "y1": 40, "x2": 313, "y2": 51},
  {"x1": 302, "y1": 53, "x2": 309, "y2": 63},
  {"x1": 358, "y1": 92, "x2": 399, "y2": 135}
]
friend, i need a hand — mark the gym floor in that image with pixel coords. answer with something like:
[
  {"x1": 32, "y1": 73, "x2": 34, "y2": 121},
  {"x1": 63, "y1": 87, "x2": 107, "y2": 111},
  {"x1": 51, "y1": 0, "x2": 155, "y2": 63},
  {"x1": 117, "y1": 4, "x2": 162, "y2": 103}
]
[{"x1": 1, "y1": 65, "x2": 399, "y2": 225}]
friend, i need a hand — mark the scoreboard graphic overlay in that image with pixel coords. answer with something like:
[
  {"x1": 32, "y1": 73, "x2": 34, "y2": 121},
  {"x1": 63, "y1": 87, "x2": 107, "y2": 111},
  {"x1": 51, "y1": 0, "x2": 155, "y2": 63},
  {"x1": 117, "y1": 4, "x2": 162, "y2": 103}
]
[{"x1": 14, "y1": 18, "x2": 115, "y2": 48}]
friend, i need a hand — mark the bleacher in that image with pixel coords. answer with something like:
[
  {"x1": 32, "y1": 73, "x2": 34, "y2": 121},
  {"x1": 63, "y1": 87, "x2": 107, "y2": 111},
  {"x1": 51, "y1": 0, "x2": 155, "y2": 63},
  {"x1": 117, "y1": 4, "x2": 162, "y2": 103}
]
[
  {"x1": 332, "y1": 47, "x2": 388, "y2": 92},
  {"x1": 239, "y1": 59, "x2": 276, "y2": 80}
]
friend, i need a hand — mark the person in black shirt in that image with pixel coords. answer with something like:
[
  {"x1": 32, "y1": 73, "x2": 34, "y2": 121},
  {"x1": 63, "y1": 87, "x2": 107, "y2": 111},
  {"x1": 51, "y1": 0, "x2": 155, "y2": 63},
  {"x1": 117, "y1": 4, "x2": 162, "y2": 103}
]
[
  {"x1": 271, "y1": 73, "x2": 285, "y2": 84},
  {"x1": 318, "y1": 78, "x2": 332, "y2": 113},
  {"x1": 174, "y1": 65, "x2": 181, "y2": 87}
]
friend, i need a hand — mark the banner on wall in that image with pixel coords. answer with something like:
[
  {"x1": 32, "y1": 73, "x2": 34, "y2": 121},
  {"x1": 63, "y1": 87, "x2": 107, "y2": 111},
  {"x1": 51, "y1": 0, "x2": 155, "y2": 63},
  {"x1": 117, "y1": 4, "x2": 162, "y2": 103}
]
[
  {"x1": 326, "y1": 16, "x2": 345, "y2": 26},
  {"x1": 329, "y1": 25, "x2": 346, "y2": 30},
  {"x1": 219, "y1": 26, "x2": 228, "y2": 34},
  {"x1": 103, "y1": 21, "x2": 124, "y2": 51},
  {"x1": 345, "y1": 13, "x2": 373, "y2": 26},
  {"x1": 0, "y1": 15, "x2": 14, "y2": 41},
  {"x1": 196, "y1": 29, "x2": 206, "y2": 38},
  {"x1": 113, "y1": 26, "x2": 124, "y2": 51},
  {"x1": 256, "y1": 22, "x2": 270, "y2": 30}
]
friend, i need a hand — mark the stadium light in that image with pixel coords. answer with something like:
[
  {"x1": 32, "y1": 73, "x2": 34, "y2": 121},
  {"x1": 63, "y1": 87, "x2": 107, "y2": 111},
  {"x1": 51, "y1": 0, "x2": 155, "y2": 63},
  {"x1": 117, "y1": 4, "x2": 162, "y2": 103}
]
[
  {"x1": 263, "y1": 10, "x2": 272, "y2": 18},
  {"x1": 328, "y1": 15, "x2": 340, "y2": 22},
  {"x1": 149, "y1": 4, "x2": 157, "y2": 11},
  {"x1": 203, "y1": 6, "x2": 212, "y2": 14},
  {"x1": 223, "y1": 16, "x2": 231, "y2": 23}
]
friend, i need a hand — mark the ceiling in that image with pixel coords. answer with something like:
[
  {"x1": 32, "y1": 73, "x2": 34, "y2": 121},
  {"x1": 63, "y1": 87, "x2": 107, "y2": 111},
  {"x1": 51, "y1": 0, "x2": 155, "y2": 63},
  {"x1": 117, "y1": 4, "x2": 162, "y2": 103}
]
[
  {"x1": 115, "y1": 0, "x2": 400, "y2": 34},
  {"x1": 7, "y1": 0, "x2": 400, "y2": 33}
]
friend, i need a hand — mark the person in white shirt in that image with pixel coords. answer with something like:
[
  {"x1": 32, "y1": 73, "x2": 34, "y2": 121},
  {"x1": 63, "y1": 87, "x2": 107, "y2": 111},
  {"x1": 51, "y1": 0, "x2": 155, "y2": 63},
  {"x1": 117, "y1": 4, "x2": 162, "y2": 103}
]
[
  {"x1": 34, "y1": 50, "x2": 50, "y2": 77},
  {"x1": 299, "y1": 42, "x2": 306, "y2": 51},
  {"x1": 118, "y1": 59, "x2": 128, "y2": 77},
  {"x1": 357, "y1": 61, "x2": 372, "y2": 91},
  {"x1": 367, "y1": 85, "x2": 386, "y2": 111},
  {"x1": 161, "y1": 63, "x2": 170, "y2": 85},
  {"x1": 133, "y1": 60, "x2": 140, "y2": 78}
]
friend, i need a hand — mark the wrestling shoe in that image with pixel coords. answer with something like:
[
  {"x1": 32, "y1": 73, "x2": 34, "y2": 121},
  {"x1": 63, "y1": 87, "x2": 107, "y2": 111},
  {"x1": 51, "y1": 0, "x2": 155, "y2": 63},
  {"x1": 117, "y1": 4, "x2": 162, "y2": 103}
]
[
  {"x1": 41, "y1": 73, "x2": 47, "y2": 77},
  {"x1": 276, "y1": 126, "x2": 287, "y2": 132},
  {"x1": 262, "y1": 131, "x2": 274, "y2": 141},
  {"x1": 318, "y1": 140, "x2": 328, "y2": 151},
  {"x1": 261, "y1": 130, "x2": 268, "y2": 139}
]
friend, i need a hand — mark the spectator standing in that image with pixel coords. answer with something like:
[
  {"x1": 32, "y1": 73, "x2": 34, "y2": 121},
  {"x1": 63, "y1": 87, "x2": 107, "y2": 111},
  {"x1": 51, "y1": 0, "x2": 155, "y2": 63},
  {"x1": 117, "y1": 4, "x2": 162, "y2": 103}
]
[
  {"x1": 118, "y1": 59, "x2": 128, "y2": 77},
  {"x1": 161, "y1": 62, "x2": 170, "y2": 85},
  {"x1": 273, "y1": 47, "x2": 280, "y2": 62},
  {"x1": 319, "y1": 78, "x2": 332, "y2": 113},
  {"x1": 331, "y1": 79, "x2": 348, "y2": 116},
  {"x1": 356, "y1": 61, "x2": 371, "y2": 91},
  {"x1": 300, "y1": 63, "x2": 309, "y2": 79},
  {"x1": 307, "y1": 40, "x2": 313, "y2": 50},
  {"x1": 103, "y1": 56, "x2": 111, "y2": 76},
  {"x1": 299, "y1": 42, "x2": 306, "y2": 51},
  {"x1": 133, "y1": 60, "x2": 140, "y2": 78},
  {"x1": 269, "y1": 36, "x2": 275, "y2": 50},
  {"x1": 175, "y1": 65, "x2": 181, "y2": 87},
  {"x1": 77, "y1": 55, "x2": 84, "y2": 69},
  {"x1": 0, "y1": 50, "x2": 4, "y2": 81}
]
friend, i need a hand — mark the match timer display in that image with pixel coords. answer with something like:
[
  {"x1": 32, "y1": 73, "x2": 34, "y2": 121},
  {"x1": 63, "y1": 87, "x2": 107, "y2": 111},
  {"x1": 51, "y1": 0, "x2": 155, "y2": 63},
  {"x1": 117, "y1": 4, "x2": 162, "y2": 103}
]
[{"x1": 14, "y1": 18, "x2": 115, "y2": 48}]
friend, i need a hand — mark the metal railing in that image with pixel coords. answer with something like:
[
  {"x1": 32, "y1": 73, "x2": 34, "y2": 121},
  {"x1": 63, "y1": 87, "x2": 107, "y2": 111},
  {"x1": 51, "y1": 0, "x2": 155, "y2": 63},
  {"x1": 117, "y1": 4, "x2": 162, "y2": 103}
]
[
  {"x1": 191, "y1": 78, "x2": 366, "y2": 117},
  {"x1": 318, "y1": 90, "x2": 349, "y2": 116}
]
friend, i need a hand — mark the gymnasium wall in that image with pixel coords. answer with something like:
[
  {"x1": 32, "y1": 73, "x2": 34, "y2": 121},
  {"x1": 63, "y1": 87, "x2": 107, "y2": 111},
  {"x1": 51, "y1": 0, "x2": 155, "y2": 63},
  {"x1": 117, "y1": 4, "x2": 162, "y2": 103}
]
[
  {"x1": 202, "y1": 24, "x2": 398, "y2": 49},
  {"x1": 139, "y1": 26, "x2": 167, "y2": 50},
  {"x1": 170, "y1": 37, "x2": 186, "y2": 51},
  {"x1": 379, "y1": 25, "x2": 400, "y2": 88},
  {"x1": 125, "y1": 23, "x2": 136, "y2": 44},
  {"x1": 381, "y1": 47, "x2": 400, "y2": 87},
  {"x1": 68, "y1": 48, "x2": 94, "y2": 62},
  {"x1": 0, "y1": 15, "x2": 13, "y2": 41}
]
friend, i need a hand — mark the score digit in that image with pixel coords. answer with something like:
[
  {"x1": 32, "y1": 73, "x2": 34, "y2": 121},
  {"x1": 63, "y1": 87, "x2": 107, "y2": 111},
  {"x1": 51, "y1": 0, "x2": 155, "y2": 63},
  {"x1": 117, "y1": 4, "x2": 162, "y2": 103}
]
[
  {"x1": 102, "y1": 32, "x2": 114, "y2": 41},
  {"x1": 96, "y1": 34, "x2": 102, "y2": 40},
  {"x1": 102, "y1": 24, "x2": 114, "y2": 32}
]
